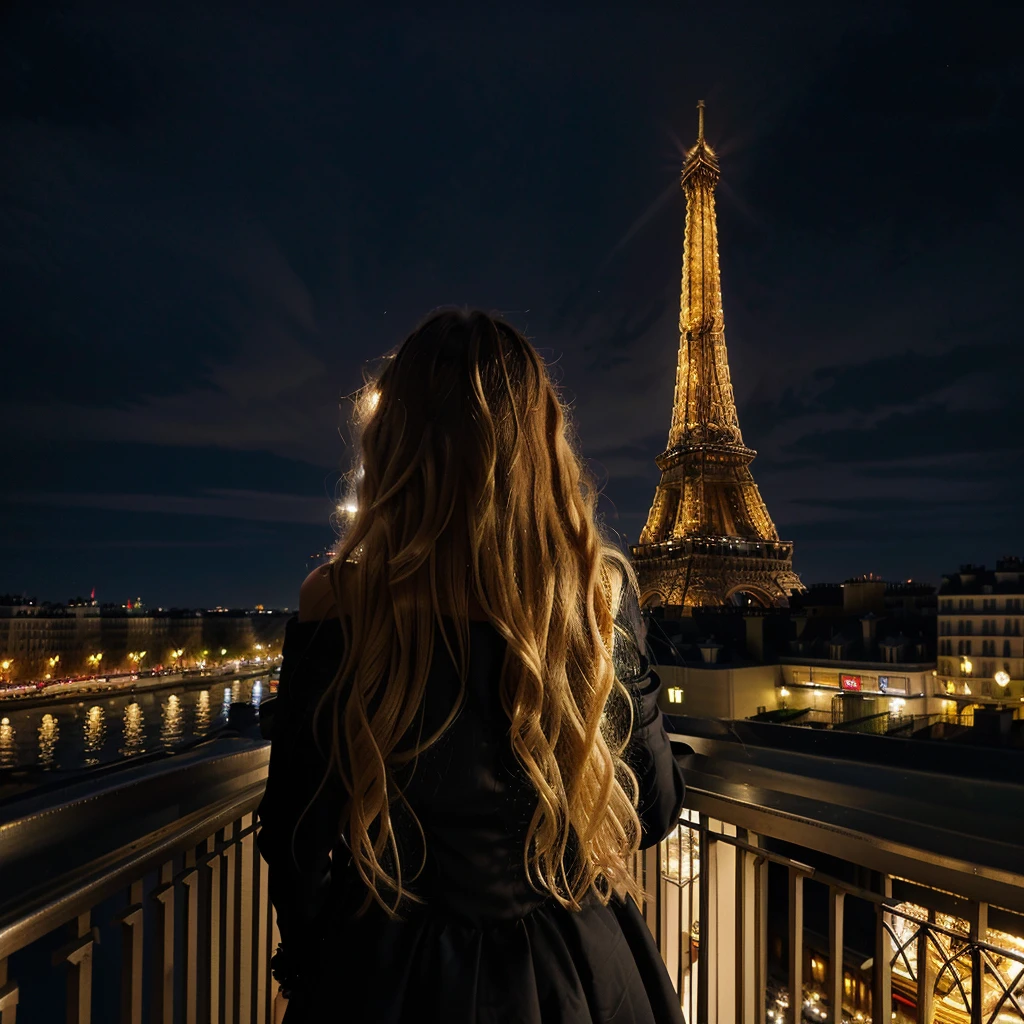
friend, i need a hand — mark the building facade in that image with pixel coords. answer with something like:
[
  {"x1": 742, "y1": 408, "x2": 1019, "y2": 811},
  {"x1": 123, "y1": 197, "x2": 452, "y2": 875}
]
[{"x1": 937, "y1": 557, "x2": 1024, "y2": 706}]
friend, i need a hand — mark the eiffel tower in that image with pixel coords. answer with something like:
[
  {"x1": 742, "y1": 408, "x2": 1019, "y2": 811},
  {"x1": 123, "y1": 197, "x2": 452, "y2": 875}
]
[{"x1": 631, "y1": 102, "x2": 803, "y2": 611}]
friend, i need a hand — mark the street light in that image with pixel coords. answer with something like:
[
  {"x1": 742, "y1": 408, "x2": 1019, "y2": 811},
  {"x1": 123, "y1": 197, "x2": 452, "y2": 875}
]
[
  {"x1": 86, "y1": 652, "x2": 103, "y2": 669},
  {"x1": 995, "y1": 669, "x2": 1011, "y2": 688}
]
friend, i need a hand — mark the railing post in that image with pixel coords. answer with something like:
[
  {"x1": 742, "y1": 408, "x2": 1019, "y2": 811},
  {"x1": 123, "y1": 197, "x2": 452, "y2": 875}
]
[
  {"x1": 697, "y1": 821, "x2": 711, "y2": 1024},
  {"x1": 52, "y1": 911, "x2": 95, "y2": 1024},
  {"x1": 115, "y1": 882, "x2": 144, "y2": 1024},
  {"x1": 754, "y1": 853, "x2": 767, "y2": 1024},
  {"x1": 0, "y1": 957, "x2": 20, "y2": 1024},
  {"x1": 970, "y1": 902, "x2": 988, "y2": 1024},
  {"x1": 222, "y1": 822, "x2": 237, "y2": 1024},
  {"x1": 203, "y1": 834, "x2": 222, "y2": 1024},
  {"x1": 641, "y1": 843, "x2": 660, "y2": 937},
  {"x1": 151, "y1": 861, "x2": 175, "y2": 1024},
  {"x1": 788, "y1": 869, "x2": 804, "y2": 1024},
  {"x1": 873, "y1": 876, "x2": 892, "y2": 1024},
  {"x1": 737, "y1": 847, "x2": 761, "y2": 1024},
  {"x1": 253, "y1": 835, "x2": 270, "y2": 1024},
  {"x1": 827, "y1": 887, "x2": 844, "y2": 1024},
  {"x1": 181, "y1": 849, "x2": 200, "y2": 1024},
  {"x1": 236, "y1": 814, "x2": 255, "y2": 1024},
  {"x1": 916, "y1": 909, "x2": 935, "y2": 1024}
]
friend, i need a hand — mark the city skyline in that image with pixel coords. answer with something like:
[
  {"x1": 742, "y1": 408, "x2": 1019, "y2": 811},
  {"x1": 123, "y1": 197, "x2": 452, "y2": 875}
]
[{"x1": 2, "y1": 4, "x2": 1021, "y2": 607}]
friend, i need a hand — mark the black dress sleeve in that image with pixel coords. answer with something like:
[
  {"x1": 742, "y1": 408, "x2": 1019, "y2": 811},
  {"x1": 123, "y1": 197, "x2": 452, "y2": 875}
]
[
  {"x1": 256, "y1": 617, "x2": 346, "y2": 960},
  {"x1": 613, "y1": 594, "x2": 686, "y2": 850}
]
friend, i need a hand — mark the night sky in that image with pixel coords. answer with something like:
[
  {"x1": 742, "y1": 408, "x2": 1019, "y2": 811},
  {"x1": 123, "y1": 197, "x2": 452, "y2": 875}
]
[{"x1": 2, "y1": 3, "x2": 1022, "y2": 609}]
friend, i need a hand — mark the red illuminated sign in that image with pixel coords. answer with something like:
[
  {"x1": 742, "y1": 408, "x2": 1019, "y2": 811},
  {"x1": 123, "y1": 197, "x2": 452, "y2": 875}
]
[{"x1": 841, "y1": 675, "x2": 862, "y2": 691}]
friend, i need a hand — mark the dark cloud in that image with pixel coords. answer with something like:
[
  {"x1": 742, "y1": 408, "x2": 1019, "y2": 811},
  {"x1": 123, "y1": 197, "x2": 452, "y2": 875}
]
[{"x1": 1, "y1": 2, "x2": 1022, "y2": 604}]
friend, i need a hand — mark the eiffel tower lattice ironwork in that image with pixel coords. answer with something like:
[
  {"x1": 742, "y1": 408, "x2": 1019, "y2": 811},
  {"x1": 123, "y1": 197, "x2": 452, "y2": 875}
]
[{"x1": 631, "y1": 101, "x2": 803, "y2": 610}]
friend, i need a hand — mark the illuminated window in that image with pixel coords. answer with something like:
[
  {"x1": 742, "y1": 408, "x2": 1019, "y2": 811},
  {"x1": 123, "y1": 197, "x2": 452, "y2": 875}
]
[
  {"x1": 667, "y1": 686, "x2": 684, "y2": 704},
  {"x1": 810, "y1": 956, "x2": 826, "y2": 983}
]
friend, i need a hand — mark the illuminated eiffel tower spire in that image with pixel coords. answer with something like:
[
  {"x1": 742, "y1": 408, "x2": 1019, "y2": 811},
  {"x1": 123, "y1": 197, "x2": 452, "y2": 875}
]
[{"x1": 631, "y1": 102, "x2": 802, "y2": 610}]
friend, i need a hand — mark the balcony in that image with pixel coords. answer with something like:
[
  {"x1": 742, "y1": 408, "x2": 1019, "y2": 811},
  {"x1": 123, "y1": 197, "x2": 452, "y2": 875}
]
[{"x1": 1, "y1": 719, "x2": 1021, "y2": 1023}]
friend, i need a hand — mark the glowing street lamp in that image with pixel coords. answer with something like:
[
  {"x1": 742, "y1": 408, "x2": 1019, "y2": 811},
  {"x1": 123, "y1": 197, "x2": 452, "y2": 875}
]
[
  {"x1": 219, "y1": 648, "x2": 227, "y2": 657},
  {"x1": 86, "y1": 652, "x2": 103, "y2": 670},
  {"x1": 961, "y1": 657, "x2": 973, "y2": 676},
  {"x1": 128, "y1": 651, "x2": 147, "y2": 668},
  {"x1": 995, "y1": 669, "x2": 1011, "y2": 688}
]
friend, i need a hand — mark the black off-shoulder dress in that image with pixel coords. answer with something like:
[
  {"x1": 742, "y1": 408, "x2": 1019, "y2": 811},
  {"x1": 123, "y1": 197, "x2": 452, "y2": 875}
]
[{"x1": 256, "y1": 600, "x2": 686, "y2": 1023}]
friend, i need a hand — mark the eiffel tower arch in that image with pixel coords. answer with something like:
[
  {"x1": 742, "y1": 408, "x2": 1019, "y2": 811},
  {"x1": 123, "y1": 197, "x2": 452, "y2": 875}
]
[{"x1": 631, "y1": 102, "x2": 803, "y2": 612}]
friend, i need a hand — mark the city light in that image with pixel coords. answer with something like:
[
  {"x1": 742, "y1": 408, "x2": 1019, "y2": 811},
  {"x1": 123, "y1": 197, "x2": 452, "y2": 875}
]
[
  {"x1": 779, "y1": 687, "x2": 790, "y2": 698},
  {"x1": 220, "y1": 648, "x2": 227, "y2": 656},
  {"x1": 86, "y1": 652, "x2": 103, "y2": 669},
  {"x1": 995, "y1": 669, "x2": 1011, "y2": 687},
  {"x1": 127, "y1": 651, "x2": 147, "y2": 666}
]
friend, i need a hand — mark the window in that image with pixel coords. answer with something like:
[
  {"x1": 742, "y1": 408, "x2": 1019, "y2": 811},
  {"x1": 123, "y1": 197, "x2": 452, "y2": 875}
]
[
  {"x1": 1006, "y1": 620, "x2": 1013, "y2": 636},
  {"x1": 966, "y1": 640, "x2": 972, "y2": 655},
  {"x1": 966, "y1": 621, "x2": 973, "y2": 635},
  {"x1": 957, "y1": 621, "x2": 964, "y2": 635},
  {"x1": 1005, "y1": 640, "x2": 1013, "y2": 657}
]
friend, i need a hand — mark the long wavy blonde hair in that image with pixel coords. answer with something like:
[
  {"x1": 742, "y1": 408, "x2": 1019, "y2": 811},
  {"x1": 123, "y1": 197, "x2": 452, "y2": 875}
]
[{"x1": 315, "y1": 308, "x2": 645, "y2": 919}]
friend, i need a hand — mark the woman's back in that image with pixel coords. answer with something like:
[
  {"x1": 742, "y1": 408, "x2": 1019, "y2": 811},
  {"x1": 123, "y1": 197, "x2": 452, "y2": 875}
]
[
  {"x1": 257, "y1": 603, "x2": 686, "y2": 1022},
  {"x1": 255, "y1": 309, "x2": 687, "y2": 1021}
]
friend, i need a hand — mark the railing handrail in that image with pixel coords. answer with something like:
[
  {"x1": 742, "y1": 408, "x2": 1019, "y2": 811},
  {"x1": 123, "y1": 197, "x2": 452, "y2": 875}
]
[{"x1": 667, "y1": 717, "x2": 1024, "y2": 913}]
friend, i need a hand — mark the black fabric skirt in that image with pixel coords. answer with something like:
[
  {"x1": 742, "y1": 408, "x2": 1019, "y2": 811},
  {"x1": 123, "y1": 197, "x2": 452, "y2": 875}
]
[{"x1": 283, "y1": 893, "x2": 685, "y2": 1024}]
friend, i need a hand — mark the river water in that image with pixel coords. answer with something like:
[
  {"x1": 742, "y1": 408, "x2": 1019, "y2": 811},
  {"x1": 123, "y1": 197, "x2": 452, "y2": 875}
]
[{"x1": 0, "y1": 674, "x2": 272, "y2": 773}]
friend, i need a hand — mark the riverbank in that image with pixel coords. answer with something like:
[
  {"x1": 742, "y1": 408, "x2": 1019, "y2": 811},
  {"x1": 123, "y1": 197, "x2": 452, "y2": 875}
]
[{"x1": 0, "y1": 664, "x2": 277, "y2": 714}]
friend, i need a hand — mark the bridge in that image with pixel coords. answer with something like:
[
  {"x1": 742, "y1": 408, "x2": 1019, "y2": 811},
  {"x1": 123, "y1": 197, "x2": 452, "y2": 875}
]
[{"x1": 0, "y1": 718, "x2": 1021, "y2": 1023}]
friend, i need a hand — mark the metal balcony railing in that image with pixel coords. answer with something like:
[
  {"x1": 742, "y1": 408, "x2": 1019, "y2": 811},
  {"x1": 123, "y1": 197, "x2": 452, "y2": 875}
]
[
  {"x1": 0, "y1": 737, "x2": 277, "y2": 1024},
  {"x1": 2, "y1": 720, "x2": 1022, "y2": 1024},
  {"x1": 660, "y1": 717, "x2": 1024, "y2": 1024}
]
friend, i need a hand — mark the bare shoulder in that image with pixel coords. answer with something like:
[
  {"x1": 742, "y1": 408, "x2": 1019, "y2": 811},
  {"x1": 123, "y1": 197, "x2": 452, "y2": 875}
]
[{"x1": 298, "y1": 561, "x2": 356, "y2": 622}]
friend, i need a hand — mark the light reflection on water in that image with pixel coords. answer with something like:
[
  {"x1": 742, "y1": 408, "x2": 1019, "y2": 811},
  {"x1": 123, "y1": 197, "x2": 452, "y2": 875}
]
[
  {"x1": 121, "y1": 703, "x2": 145, "y2": 758},
  {"x1": 196, "y1": 690, "x2": 210, "y2": 733},
  {"x1": 160, "y1": 694, "x2": 184, "y2": 749},
  {"x1": 0, "y1": 674, "x2": 270, "y2": 774},
  {"x1": 0, "y1": 716, "x2": 15, "y2": 769},
  {"x1": 38, "y1": 714, "x2": 59, "y2": 766},
  {"x1": 83, "y1": 706, "x2": 105, "y2": 766}
]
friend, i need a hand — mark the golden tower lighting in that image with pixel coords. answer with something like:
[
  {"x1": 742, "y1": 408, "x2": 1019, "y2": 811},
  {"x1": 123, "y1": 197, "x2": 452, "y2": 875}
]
[{"x1": 631, "y1": 101, "x2": 803, "y2": 611}]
